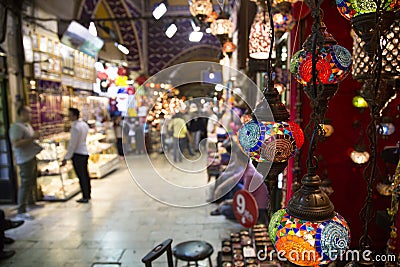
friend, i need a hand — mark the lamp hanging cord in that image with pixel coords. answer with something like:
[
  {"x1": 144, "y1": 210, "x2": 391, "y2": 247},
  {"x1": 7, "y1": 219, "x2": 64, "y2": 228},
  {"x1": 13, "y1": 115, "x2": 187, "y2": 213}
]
[
  {"x1": 266, "y1": 0, "x2": 274, "y2": 84},
  {"x1": 358, "y1": 0, "x2": 384, "y2": 253},
  {"x1": 305, "y1": 0, "x2": 322, "y2": 169}
]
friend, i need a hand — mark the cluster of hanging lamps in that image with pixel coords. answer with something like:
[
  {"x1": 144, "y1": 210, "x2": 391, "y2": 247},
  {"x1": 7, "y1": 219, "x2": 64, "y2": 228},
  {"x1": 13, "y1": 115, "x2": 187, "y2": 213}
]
[{"x1": 267, "y1": 0, "x2": 352, "y2": 265}]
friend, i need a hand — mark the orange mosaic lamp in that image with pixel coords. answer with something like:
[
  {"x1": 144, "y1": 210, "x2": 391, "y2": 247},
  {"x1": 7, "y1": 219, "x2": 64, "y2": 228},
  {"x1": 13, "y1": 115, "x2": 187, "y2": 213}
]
[
  {"x1": 268, "y1": 168, "x2": 351, "y2": 266},
  {"x1": 269, "y1": 209, "x2": 351, "y2": 266}
]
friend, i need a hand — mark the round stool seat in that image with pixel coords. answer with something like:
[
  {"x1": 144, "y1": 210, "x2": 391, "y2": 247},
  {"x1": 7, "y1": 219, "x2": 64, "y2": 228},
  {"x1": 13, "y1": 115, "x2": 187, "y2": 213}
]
[{"x1": 173, "y1": 240, "x2": 214, "y2": 262}]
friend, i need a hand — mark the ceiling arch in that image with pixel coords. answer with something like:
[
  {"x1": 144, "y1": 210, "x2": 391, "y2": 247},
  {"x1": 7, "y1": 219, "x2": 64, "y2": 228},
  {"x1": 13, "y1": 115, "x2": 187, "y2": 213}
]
[{"x1": 78, "y1": 0, "x2": 143, "y2": 71}]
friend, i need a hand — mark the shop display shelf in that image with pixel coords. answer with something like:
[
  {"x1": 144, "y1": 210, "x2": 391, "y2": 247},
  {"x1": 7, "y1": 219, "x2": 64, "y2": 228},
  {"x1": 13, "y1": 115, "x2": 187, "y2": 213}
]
[{"x1": 89, "y1": 154, "x2": 119, "y2": 179}]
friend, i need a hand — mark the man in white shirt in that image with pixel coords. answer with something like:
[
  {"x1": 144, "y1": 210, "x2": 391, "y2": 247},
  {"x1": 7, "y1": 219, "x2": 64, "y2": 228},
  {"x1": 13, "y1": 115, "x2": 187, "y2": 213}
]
[
  {"x1": 62, "y1": 108, "x2": 90, "y2": 203},
  {"x1": 9, "y1": 106, "x2": 43, "y2": 220}
]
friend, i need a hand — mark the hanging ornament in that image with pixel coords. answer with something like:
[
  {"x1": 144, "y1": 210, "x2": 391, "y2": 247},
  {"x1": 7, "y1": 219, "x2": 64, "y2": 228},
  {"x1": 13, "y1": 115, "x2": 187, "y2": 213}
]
[
  {"x1": 189, "y1": 0, "x2": 213, "y2": 22},
  {"x1": 249, "y1": 4, "x2": 273, "y2": 59},
  {"x1": 290, "y1": 23, "x2": 352, "y2": 86}
]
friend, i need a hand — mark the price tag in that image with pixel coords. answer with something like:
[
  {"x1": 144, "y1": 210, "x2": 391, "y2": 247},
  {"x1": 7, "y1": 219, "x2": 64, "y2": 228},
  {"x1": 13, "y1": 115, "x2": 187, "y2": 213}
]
[{"x1": 233, "y1": 189, "x2": 259, "y2": 228}]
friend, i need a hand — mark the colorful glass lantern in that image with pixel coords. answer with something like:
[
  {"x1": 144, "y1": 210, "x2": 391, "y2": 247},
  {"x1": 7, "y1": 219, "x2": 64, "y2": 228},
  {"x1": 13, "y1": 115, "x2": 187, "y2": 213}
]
[
  {"x1": 351, "y1": 19, "x2": 400, "y2": 80},
  {"x1": 350, "y1": 149, "x2": 370, "y2": 164},
  {"x1": 210, "y1": 12, "x2": 233, "y2": 37},
  {"x1": 320, "y1": 123, "x2": 334, "y2": 137},
  {"x1": 238, "y1": 120, "x2": 304, "y2": 163},
  {"x1": 336, "y1": 0, "x2": 399, "y2": 55},
  {"x1": 269, "y1": 209, "x2": 351, "y2": 266},
  {"x1": 378, "y1": 118, "x2": 396, "y2": 136},
  {"x1": 290, "y1": 24, "x2": 352, "y2": 86},
  {"x1": 249, "y1": 5, "x2": 273, "y2": 59},
  {"x1": 189, "y1": 0, "x2": 213, "y2": 21},
  {"x1": 336, "y1": 0, "x2": 399, "y2": 20},
  {"x1": 273, "y1": 0, "x2": 298, "y2": 5},
  {"x1": 273, "y1": 12, "x2": 295, "y2": 32},
  {"x1": 222, "y1": 40, "x2": 236, "y2": 57},
  {"x1": 352, "y1": 95, "x2": 368, "y2": 108}
]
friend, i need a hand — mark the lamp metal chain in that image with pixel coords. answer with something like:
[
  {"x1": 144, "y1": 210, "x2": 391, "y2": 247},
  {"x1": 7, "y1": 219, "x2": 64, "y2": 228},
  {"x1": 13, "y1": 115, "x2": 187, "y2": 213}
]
[
  {"x1": 358, "y1": 1, "x2": 385, "y2": 253},
  {"x1": 303, "y1": 0, "x2": 326, "y2": 170}
]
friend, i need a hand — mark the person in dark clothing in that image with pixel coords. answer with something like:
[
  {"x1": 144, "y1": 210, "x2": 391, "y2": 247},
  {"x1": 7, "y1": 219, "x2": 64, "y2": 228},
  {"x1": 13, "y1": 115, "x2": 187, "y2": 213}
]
[
  {"x1": 62, "y1": 108, "x2": 91, "y2": 203},
  {"x1": 0, "y1": 209, "x2": 24, "y2": 260}
]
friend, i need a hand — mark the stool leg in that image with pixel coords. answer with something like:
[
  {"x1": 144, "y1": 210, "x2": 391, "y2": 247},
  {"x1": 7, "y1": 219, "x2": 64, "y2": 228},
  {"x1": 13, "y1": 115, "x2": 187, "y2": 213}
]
[
  {"x1": 175, "y1": 258, "x2": 178, "y2": 267},
  {"x1": 208, "y1": 256, "x2": 213, "y2": 267},
  {"x1": 195, "y1": 261, "x2": 198, "y2": 267}
]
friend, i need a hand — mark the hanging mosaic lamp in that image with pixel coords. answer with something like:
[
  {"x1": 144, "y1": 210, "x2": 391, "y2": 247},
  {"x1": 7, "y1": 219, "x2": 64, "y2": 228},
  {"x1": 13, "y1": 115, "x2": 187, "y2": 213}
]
[
  {"x1": 350, "y1": 149, "x2": 370, "y2": 164},
  {"x1": 335, "y1": 0, "x2": 399, "y2": 54},
  {"x1": 272, "y1": 0, "x2": 298, "y2": 5},
  {"x1": 290, "y1": 22, "x2": 352, "y2": 104},
  {"x1": 351, "y1": 20, "x2": 400, "y2": 81},
  {"x1": 290, "y1": 23, "x2": 352, "y2": 86},
  {"x1": 222, "y1": 40, "x2": 236, "y2": 58},
  {"x1": 238, "y1": 120, "x2": 303, "y2": 162},
  {"x1": 352, "y1": 95, "x2": 368, "y2": 108},
  {"x1": 249, "y1": 4, "x2": 273, "y2": 59},
  {"x1": 238, "y1": 83, "x2": 304, "y2": 164},
  {"x1": 269, "y1": 168, "x2": 351, "y2": 266},
  {"x1": 210, "y1": 12, "x2": 233, "y2": 41},
  {"x1": 272, "y1": 0, "x2": 295, "y2": 32},
  {"x1": 189, "y1": 0, "x2": 213, "y2": 22},
  {"x1": 378, "y1": 117, "x2": 396, "y2": 136},
  {"x1": 335, "y1": 0, "x2": 399, "y2": 20},
  {"x1": 273, "y1": 12, "x2": 295, "y2": 32}
]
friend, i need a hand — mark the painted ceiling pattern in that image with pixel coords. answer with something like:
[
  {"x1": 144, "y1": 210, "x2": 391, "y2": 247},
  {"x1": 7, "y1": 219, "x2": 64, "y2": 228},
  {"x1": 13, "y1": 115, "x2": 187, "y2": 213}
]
[
  {"x1": 147, "y1": 18, "x2": 221, "y2": 75},
  {"x1": 79, "y1": 0, "x2": 142, "y2": 71},
  {"x1": 79, "y1": 0, "x2": 224, "y2": 74}
]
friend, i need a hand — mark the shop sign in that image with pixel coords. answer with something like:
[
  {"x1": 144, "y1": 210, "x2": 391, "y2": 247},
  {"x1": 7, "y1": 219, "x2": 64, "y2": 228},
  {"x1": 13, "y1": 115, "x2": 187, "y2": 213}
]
[{"x1": 233, "y1": 189, "x2": 259, "y2": 228}]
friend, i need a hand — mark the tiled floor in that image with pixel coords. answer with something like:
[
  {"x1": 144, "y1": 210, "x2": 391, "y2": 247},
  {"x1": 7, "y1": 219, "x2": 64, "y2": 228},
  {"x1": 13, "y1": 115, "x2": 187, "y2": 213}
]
[{"x1": 0, "y1": 153, "x2": 244, "y2": 267}]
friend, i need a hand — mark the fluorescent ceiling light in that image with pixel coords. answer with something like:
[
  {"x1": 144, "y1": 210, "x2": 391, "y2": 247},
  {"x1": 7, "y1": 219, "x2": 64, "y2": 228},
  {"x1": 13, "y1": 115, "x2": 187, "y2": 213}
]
[
  {"x1": 215, "y1": 84, "x2": 224, "y2": 91},
  {"x1": 189, "y1": 31, "x2": 203, "y2": 42},
  {"x1": 153, "y1": 2, "x2": 167, "y2": 20},
  {"x1": 114, "y1": 42, "x2": 129, "y2": 55},
  {"x1": 88, "y1": 21, "x2": 97, "y2": 36},
  {"x1": 165, "y1": 23, "x2": 177, "y2": 38}
]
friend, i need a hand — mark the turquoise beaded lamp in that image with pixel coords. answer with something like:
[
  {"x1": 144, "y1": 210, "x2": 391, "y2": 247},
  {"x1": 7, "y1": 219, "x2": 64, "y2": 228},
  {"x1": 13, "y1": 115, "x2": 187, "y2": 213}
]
[{"x1": 238, "y1": 120, "x2": 304, "y2": 163}]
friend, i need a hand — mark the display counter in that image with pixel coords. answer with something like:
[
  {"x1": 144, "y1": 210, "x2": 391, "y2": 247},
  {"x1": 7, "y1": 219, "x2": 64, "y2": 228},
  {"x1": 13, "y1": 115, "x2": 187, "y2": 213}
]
[{"x1": 36, "y1": 131, "x2": 119, "y2": 201}]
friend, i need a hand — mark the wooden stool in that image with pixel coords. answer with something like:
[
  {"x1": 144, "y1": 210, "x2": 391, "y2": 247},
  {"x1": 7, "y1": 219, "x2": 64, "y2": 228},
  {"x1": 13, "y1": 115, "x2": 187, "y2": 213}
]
[{"x1": 173, "y1": 240, "x2": 213, "y2": 267}]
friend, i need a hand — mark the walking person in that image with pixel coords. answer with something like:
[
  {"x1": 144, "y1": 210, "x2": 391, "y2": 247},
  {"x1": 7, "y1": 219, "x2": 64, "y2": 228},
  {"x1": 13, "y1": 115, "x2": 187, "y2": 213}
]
[
  {"x1": 9, "y1": 106, "x2": 43, "y2": 220},
  {"x1": 168, "y1": 112, "x2": 194, "y2": 162},
  {"x1": 113, "y1": 115, "x2": 124, "y2": 160},
  {"x1": 61, "y1": 108, "x2": 90, "y2": 203}
]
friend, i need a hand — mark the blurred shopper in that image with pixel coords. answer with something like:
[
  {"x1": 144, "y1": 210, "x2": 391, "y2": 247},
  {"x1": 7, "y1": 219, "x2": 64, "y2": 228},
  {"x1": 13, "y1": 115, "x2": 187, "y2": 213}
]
[
  {"x1": 0, "y1": 209, "x2": 24, "y2": 259},
  {"x1": 168, "y1": 112, "x2": 194, "y2": 162},
  {"x1": 187, "y1": 103, "x2": 202, "y2": 152},
  {"x1": 9, "y1": 106, "x2": 43, "y2": 220},
  {"x1": 113, "y1": 116, "x2": 124, "y2": 160},
  {"x1": 134, "y1": 121, "x2": 145, "y2": 154},
  {"x1": 62, "y1": 108, "x2": 90, "y2": 203},
  {"x1": 210, "y1": 140, "x2": 270, "y2": 224}
]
